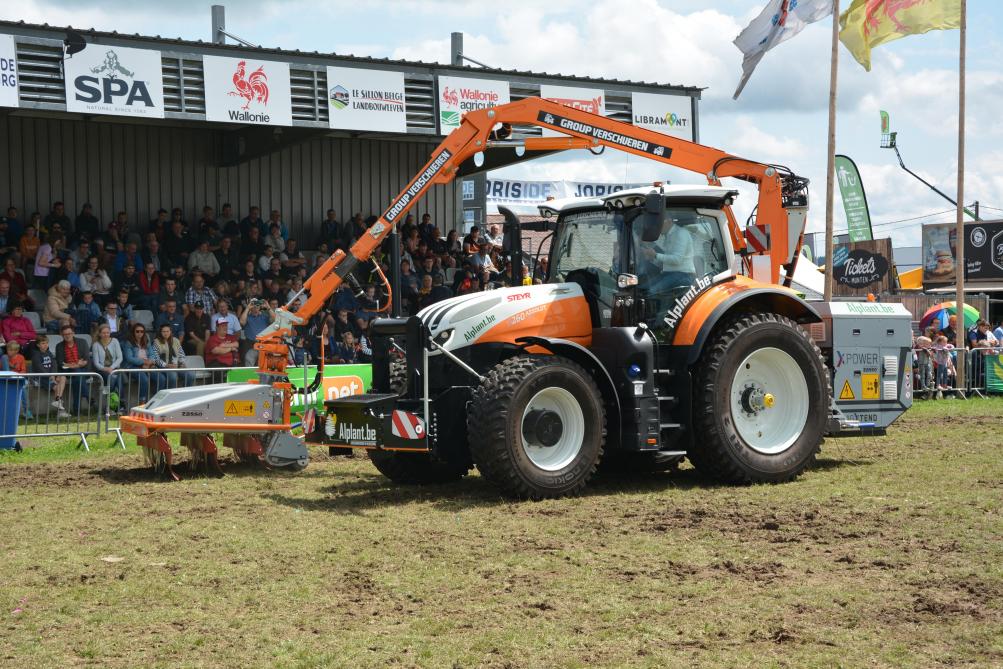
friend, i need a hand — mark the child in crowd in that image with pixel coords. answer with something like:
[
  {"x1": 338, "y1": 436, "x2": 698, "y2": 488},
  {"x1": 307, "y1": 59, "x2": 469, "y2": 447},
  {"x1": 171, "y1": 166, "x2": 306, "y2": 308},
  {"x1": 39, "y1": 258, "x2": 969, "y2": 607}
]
[
  {"x1": 913, "y1": 335, "x2": 933, "y2": 391},
  {"x1": 932, "y1": 335, "x2": 955, "y2": 391},
  {"x1": 3, "y1": 341, "x2": 31, "y2": 419}
]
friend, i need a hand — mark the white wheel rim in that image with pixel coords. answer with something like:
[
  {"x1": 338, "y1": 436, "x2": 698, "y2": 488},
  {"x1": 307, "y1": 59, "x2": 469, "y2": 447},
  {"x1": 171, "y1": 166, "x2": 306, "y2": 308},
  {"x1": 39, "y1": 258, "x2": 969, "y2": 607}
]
[
  {"x1": 730, "y1": 347, "x2": 809, "y2": 455},
  {"x1": 520, "y1": 387, "x2": 585, "y2": 471}
]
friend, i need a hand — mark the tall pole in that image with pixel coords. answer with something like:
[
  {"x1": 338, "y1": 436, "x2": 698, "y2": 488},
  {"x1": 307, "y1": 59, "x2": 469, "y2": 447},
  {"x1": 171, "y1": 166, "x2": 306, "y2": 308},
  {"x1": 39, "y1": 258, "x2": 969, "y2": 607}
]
[
  {"x1": 823, "y1": 0, "x2": 840, "y2": 301},
  {"x1": 954, "y1": 0, "x2": 967, "y2": 385}
]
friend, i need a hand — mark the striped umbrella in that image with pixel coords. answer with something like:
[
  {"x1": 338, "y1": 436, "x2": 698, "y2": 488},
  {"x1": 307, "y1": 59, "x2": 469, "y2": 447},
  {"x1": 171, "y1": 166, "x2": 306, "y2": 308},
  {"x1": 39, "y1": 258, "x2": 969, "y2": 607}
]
[{"x1": 918, "y1": 301, "x2": 980, "y2": 332}]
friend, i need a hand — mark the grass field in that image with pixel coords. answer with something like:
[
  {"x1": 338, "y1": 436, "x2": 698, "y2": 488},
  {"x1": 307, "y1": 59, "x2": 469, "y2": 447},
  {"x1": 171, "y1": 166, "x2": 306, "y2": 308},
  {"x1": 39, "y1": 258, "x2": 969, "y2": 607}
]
[{"x1": 0, "y1": 399, "x2": 1001, "y2": 668}]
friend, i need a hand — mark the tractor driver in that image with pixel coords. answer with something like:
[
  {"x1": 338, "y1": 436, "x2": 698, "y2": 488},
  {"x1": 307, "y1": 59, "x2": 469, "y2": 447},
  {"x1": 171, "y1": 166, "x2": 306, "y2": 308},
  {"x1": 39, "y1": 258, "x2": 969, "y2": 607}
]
[{"x1": 638, "y1": 211, "x2": 697, "y2": 293}]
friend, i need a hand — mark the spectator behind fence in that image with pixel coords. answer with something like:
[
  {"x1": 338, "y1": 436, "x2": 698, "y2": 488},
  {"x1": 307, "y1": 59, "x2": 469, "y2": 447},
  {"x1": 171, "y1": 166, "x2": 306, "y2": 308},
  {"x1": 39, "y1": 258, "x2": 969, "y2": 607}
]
[
  {"x1": 55, "y1": 324, "x2": 91, "y2": 413},
  {"x1": 31, "y1": 336, "x2": 69, "y2": 418},
  {"x1": 932, "y1": 335, "x2": 956, "y2": 391},
  {"x1": 968, "y1": 319, "x2": 998, "y2": 348},
  {"x1": 43, "y1": 280, "x2": 75, "y2": 333},
  {"x1": 150, "y1": 323, "x2": 192, "y2": 389},
  {"x1": 3, "y1": 340, "x2": 31, "y2": 419},
  {"x1": 183, "y1": 301, "x2": 210, "y2": 356},
  {"x1": 122, "y1": 323, "x2": 155, "y2": 403},
  {"x1": 91, "y1": 323, "x2": 123, "y2": 399}
]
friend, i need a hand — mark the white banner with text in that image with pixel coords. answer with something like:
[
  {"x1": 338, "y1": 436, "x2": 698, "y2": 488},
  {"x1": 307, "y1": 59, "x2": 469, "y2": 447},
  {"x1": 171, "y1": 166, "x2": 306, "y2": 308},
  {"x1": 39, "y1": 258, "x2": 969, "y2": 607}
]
[{"x1": 64, "y1": 43, "x2": 164, "y2": 118}]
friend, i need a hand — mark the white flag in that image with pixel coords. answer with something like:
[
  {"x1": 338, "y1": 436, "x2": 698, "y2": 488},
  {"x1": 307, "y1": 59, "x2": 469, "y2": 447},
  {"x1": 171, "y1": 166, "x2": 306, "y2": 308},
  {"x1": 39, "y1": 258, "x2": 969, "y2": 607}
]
[{"x1": 733, "y1": 0, "x2": 834, "y2": 99}]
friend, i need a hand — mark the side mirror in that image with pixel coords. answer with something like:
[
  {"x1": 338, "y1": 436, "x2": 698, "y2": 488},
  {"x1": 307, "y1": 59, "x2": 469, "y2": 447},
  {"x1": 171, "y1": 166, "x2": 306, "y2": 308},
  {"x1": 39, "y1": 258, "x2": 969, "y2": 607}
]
[{"x1": 640, "y1": 192, "x2": 665, "y2": 242}]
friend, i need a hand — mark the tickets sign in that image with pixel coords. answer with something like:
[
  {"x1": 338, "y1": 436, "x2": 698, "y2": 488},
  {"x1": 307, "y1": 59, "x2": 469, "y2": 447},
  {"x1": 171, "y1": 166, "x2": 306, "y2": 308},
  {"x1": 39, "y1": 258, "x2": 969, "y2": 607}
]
[
  {"x1": 327, "y1": 66, "x2": 407, "y2": 133},
  {"x1": 64, "y1": 43, "x2": 164, "y2": 118},
  {"x1": 203, "y1": 55, "x2": 292, "y2": 126},
  {"x1": 438, "y1": 75, "x2": 509, "y2": 133}
]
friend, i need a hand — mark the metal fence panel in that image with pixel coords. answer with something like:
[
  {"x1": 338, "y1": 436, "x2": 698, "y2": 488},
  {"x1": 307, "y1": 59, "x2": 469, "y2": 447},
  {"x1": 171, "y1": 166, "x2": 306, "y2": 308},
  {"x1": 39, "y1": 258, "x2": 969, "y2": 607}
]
[{"x1": 0, "y1": 372, "x2": 105, "y2": 451}]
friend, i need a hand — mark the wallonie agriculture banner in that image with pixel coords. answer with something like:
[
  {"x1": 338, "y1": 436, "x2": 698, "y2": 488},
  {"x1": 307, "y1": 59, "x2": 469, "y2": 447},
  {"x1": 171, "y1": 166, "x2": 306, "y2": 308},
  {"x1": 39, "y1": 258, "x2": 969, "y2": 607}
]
[
  {"x1": 203, "y1": 55, "x2": 292, "y2": 126},
  {"x1": 64, "y1": 43, "x2": 164, "y2": 118},
  {"x1": 631, "y1": 92, "x2": 693, "y2": 141},
  {"x1": 327, "y1": 66, "x2": 407, "y2": 133},
  {"x1": 0, "y1": 35, "x2": 18, "y2": 108},
  {"x1": 438, "y1": 75, "x2": 509, "y2": 134},
  {"x1": 540, "y1": 84, "x2": 605, "y2": 137}
]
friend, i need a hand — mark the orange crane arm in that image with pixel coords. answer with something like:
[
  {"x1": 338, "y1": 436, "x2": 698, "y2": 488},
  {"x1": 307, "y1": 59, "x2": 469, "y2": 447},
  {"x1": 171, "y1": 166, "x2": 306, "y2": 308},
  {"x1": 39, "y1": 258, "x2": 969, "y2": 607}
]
[{"x1": 254, "y1": 97, "x2": 807, "y2": 377}]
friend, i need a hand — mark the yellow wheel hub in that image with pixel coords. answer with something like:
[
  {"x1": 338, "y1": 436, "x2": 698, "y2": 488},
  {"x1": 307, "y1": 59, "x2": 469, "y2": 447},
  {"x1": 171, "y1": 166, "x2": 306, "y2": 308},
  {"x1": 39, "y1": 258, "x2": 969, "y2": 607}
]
[{"x1": 763, "y1": 393, "x2": 775, "y2": 408}]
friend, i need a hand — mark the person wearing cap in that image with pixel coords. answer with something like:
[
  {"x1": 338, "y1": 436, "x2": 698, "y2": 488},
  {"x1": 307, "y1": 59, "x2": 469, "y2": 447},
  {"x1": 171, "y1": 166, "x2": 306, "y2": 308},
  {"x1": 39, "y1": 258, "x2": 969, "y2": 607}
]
[
  {"x1": 210, "y1": 298, "x2": 240, "y2": 335},
  {"x1": 183, "y1": 301, "x2": 210, "y2": 356},
  {"x1": 205, "y1": 318, "x2": 239, "y2": 382}
]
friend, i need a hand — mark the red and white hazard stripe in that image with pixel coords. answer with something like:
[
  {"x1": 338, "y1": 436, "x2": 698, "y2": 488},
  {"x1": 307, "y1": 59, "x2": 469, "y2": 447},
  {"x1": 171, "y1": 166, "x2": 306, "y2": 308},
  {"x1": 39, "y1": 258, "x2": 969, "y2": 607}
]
[
  {"x1": 745, "y1": 223, "x2": 771, "y2": 253},
  {"x1": 390, "y1": 410, "x2": 425, "y2": 440}
]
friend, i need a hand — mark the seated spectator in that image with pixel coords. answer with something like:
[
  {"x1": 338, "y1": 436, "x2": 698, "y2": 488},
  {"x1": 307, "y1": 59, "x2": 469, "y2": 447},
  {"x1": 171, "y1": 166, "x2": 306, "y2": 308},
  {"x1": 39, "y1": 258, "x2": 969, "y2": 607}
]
[
  {"x1": 240, "y1": 206, "x2": 264, "y2": 238},
  {"x1": 43, "y1": 201, "x2": 70, "y2": 237},
  {"x1": 281, "y1": 239, "x2": 306, "y2": 272},
  {"x1": 74, "y1": 291, "x2": 101, "y2": 335},
  {"x1": 43, "y1": 280, "x2": 76, "y2": 332},
  {"x1": 211, "y1": 298, "x2": 241, "y2": 335},
  {"x1": 136, "y1": 261, "x2": 160, "y2": 311},
  {"x1": 333, "y1": 330, "x2": 360, "y2": 364},
  {"x1": 148, "y1": 208, "x2": 169, "y2": 240},
  {"x1": 55, "y1": 324, "x2": 91, "y2": 412},
  {"x1": 157, "y1": 277, "x2": 184, "y2": 313},
  {"x1": 91, "y1": 323, "x2": 123, "y2": 399},
  {"x1": 143, "y1": 238, "x2": 166, "y2": 273},
  {"x1": 150, "y1": 323, "x2": 192, "y2": 389},
  {"x1": 332, "y1": 308, "x2": 361, "y2": 340},
  {"x1": 197, "y1": 206, "x2": 217, "y2": 238},
  {"x1": 418, "y1": 213, "x2": 435, "y2": 246},
  {"x1": 2, "y1": 340, "x2": 31, "y2": 418},
  {"x1": 113, "y1": 241, "x2": 141, "y2": 276},
  {"x1": 241, "y1": 226, "x2": 265, "y2": 258},
  {"x1": 99, "y1": 299, "x2": 126, "y2": 340},
  {"x1": 215, "y1": 236, "x2": 241, "y2": 282},
  {"x1": 188, "y1": 239, "x2": 220, "y2": 277},
  {"x1": 258, "y1": 244, "x2": 278, "y2": 273},
  {"x1": 121, "y1": 323, "x2": 155, "y2": 403},
  {"x1": 113, "y1": 263, "x2": 140, "y2": 301},
  {"x1": 219, "y1": 203, "x2": 238, "y2": 238},
  {"x1": 154, "y1": 298, "x2": 185, "y2": 339},
  {"x1": 318, "y1": 209, "x2": 339, "y2": 249},
  {"x1": 1, "y1": 257, "x2": 30, "y2": 308},
  {"x1": 266, "y1": 223, "x2": 286, "y2": 254},
  {"x1": 0, "y1": 278, "x2": 12, "y2": 317},
  {"x1": 418, "y1": 256, "x2": 445, "y2": 285},
  {"x1": 169, "y1": 264, "x2": 191, "y2": 295},
  {"x1": 354, "y1": 284, "x2": 381, "y2": 330},
  {"x1": 164, "y1": 220, "x2": 193, "y2": 268},
  {"x1": 185, "y1": 272, "x2": 217, "y2": 310},
  {"x1": 113, "y1": 289, "x2": 134, "y2": 325},
  {"x1": 2, "y1": 302, "x2": 36, "y2": 352},
  {"x1": 416, "y1": 274, "x2": 435, "y2": 310},
  {"x1": 469, "y1": 243, "x2": 498, "y2": 275},
  {"x1": 427, "y1": 274, "x2": 453, "y2": 306},
  {"x1": 462, "y1": 226, "x2": 482, "y2": 255},
  {"x1": 183, "y1": 301, "x2": 210, "y2": 356},
  {"x1": 205, "y1": 319, "x2": 239, "y2": 382}
]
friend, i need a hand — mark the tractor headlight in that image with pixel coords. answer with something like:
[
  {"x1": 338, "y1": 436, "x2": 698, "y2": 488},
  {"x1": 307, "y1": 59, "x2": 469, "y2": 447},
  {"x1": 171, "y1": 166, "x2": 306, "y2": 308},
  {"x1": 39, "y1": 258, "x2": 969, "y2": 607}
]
[{"x1": 434, "y1": 329, "x2": 453, "y2": 345}]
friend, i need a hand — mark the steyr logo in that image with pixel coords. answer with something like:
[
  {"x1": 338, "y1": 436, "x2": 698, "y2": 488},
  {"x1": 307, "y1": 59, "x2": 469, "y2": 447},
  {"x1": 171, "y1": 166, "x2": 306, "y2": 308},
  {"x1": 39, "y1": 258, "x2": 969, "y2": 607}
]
[
  {"x1": 230, "y1": 61, "x2": 269, "y2": 110},
  {"x1": 74, "y1": 49, "x2": 153, "y2": 107}
]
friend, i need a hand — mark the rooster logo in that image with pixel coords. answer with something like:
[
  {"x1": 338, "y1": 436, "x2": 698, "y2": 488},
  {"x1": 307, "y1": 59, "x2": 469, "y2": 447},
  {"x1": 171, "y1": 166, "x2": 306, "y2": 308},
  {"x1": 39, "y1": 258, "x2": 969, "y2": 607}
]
[
  {"x1": 441, "y1": 87, "x2": 459, "y2": 107},
  {"x1": 864, "y1": 0, "x2": 928, "y2": 36},
  {"x1": 229, "y1": 60, "x2": 269, "y2": 110}
]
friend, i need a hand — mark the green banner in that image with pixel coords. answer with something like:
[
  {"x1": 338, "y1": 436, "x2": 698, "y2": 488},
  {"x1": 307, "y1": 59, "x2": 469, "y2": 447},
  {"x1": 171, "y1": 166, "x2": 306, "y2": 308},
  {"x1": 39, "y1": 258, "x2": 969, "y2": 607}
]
[
  {"x1": 880, "y1": 110, "x2": 890, "y2": 134},
  {"x1": 835, "y1": 154, "x2": 873, "y2": 242},
  {"x1": 227, "y1": 364, "x2": 372, "y2": 412},
  {"x1": 985, "y1": 354, "x2": 1003, "y2": 393}
]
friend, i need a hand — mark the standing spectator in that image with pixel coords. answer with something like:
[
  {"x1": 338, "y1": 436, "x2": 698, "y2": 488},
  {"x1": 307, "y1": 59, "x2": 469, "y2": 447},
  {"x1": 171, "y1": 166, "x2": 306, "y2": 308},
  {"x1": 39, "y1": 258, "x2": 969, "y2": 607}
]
[
  {"x1": 74, "y1": 203, "x2": 100, "y2": 242},
  {"x1": 80, "y1": 255, "x2": 113, "y2": 302},
  {"x1": 187, "y1": 239, "x2": 220, "y2": 277},
  {"x1": 164, "y1": 220, "x2": 192, "y2": 268},
  {"x1": 417, "y1": 213, "x2": 436, "y2": 245},
  {"x1": 150, "y1": 323, "x2": 191, "y2": 389},
  {"x1": 31, "y1": 337, "x2": 69, "y2": 418},
  {"x1": 197, "y1": 205, "x2": 217, "y2": 237},
  {"x1": 215, "y1": 235, "x2": 241, "y2": 282},
  {"x1": 932, "y1": 335, "x2": 956, "y2": 391},
  {"x1": 350, "y1": 213, "x2": 367, "y2": 242},
  {"x1": 994, "y1": 319, "x2": 1003, "y2": 343},
  {"x1": 185, "y1": 273, "x2": 217, "y2": 310},
  {"x1": 18, "y1": 223, "x2": 40, "y2": 271},
  {"x1": 90, "y1": 323, "x2": 123, "y2": 401},
  {"x1": 968, "y1": 319, "x2": 998, "y2": 348},
  {"x1": 122, "y1": 323, "x2": 155, "y2": 403},
  {"x1": 2, "y1": 302, "x2": 36, "y2": 352},
  {"x1": 33, "y1": 233, "x2": 63, "y2": 288},
  {"x1": 205, "y1": 319, "x2": 239, "y2": 382},
  {"x1": 2, "y1": 206, "x2": 23, "y2": 248},
  {"x1": 240, "y1": 299, "x2": 273, "y2": 365},
  {"x1": 941, "y1": 314, "x2": 957, "y2": 345},
  {"x1": 43, "y1": 202, "x2": 71, "y2": 236},
  {"x1": 55, "y1": 324, "x2": 91, "y2": 413},
  {"x1": 74, "y1": 291, "x2": 101, "y2": 336},
  {"x1": 183, "y1": 301, "x2": 211, "y2": 356},
  {"x1": 43, "y1": 280, "x2": 75, "y2": 332},
  {"x1": 154, "y1": 298, "x2": 185, "y2": 339}
]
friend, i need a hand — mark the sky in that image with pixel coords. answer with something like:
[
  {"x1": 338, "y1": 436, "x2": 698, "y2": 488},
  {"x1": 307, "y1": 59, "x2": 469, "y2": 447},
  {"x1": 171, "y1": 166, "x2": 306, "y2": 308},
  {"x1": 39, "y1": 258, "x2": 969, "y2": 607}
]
[{"x1": 5, "y1": 0, "x2": 1002, "y2": 251}]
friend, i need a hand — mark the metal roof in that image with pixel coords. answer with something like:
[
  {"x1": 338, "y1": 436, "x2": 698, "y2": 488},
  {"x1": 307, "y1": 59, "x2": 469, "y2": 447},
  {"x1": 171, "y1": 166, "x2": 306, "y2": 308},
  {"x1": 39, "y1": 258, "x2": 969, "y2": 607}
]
[{"x1": 0, "y1": 19, "x2": 703, "y2": 94}]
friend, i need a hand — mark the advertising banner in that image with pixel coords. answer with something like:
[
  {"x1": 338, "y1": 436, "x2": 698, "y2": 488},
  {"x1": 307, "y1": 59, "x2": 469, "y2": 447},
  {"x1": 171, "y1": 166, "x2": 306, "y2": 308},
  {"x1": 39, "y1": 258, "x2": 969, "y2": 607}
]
[
  {"x1": 631, "y1": 91, "x2": 693, "y2": 141},
  {"x1": 832, "y1": 238, "x2": 894, "y2": 297},
  {"x1": 64, "y1": 43, "x2": 164, "y2": 118},
  {"x1": 985, "y1": 353, "x2": 1003, "y2": 393},
  {"x1": 540, "y1": 84, "x2": 604, "y2": 136},
  {"x1": 437, "y1": 75, "x2": 509, "y2": 134},
  {"x1": 0, "y1": 35, "x2": 17, "y2": 108},
  {"x1": 227, "y1": 364, "x2": 371, "y2": 412},
  {"x1": 326, "y1": 66, "x2": 406, "y2": 133},
  {"x1": 921, "y1": 223, "x2": 957, "y2": 285},
  {"x1": 485, "y1": 178, "x2": 648, "y2": 212},
  {"x1": 964, "y1": 220, "x2": 1003, "y2": 282},
  {"x1": 203, "y1": 55, "x2": 292, "y2": 126},
  {"x1": 835, "y1": 154, "x2": 873, "y2": 242}
]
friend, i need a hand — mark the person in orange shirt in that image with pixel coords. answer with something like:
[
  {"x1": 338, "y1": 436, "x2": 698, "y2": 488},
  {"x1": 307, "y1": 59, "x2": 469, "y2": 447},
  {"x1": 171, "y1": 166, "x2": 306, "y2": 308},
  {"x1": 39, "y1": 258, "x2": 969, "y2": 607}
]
[
  {"x1": 18, "y1": 223, "x2": 40, "y2": 272},
  {"x1": 3, "y1": 340, "x2": 31, "y2": 419}
]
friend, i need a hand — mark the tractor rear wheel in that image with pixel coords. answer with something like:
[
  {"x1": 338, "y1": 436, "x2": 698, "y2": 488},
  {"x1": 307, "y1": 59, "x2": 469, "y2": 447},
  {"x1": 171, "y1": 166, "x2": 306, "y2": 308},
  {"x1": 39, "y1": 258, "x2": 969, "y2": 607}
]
[
  {"x1": 366, "y1": 358, "x2": 470, "y2": 485},
  {"x1": 690, "y1": 313, "x2": 829, "y2": 483},
  {"x1": 468, "y1": 355, "x2": 605, "y2": 499}
]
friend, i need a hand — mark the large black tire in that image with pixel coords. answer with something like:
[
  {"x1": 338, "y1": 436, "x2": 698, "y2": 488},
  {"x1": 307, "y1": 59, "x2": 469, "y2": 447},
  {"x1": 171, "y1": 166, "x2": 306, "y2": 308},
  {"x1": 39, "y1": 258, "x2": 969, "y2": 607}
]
[
  {"x1": 468, "y1": 355, "x2": 605, "y2": 499},
  {"x1": 689, "y1": 313, "x2": 829, "y2": 483},
  {"x1": 366, "y1": 359, "x2": 470, "y2": 485}
]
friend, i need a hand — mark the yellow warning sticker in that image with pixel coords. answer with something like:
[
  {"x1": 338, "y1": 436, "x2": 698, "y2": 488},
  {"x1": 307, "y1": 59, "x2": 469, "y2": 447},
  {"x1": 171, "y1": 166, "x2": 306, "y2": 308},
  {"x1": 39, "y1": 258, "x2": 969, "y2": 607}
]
[
  {"x1": 224, "y1": 401, "x2": 256, "y2": 417},
  {"x1": 839, "y1": 380, "x2": 855, "y2": 401},
  {"x1": 861, "y1": 374, "x2": 880, "y2": 400}
]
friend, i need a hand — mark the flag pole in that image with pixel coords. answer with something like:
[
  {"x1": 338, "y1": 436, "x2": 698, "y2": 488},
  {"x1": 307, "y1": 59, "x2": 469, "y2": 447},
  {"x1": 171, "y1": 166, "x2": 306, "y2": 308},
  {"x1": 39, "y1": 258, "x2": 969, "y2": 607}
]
[
  {"x1": 954, "y1": 0, "x2": 967, "y2": 385},
  {"x1": 823, "y1": 0, "x2": 840, "y2": 302}
]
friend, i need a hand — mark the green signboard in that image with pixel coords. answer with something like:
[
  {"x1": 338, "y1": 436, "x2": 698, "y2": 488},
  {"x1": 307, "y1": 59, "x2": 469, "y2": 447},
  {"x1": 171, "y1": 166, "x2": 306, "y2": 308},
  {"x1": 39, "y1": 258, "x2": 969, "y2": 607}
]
[
  {"x1": 835, "y1": 154, "x2": 873, "y2": 243},
  {"x1": 227, "y1": 364, "x2": 372, "y2": 412},
  {"x1": 985, "y1": 354, "x2": 1003, "y2": 393}
]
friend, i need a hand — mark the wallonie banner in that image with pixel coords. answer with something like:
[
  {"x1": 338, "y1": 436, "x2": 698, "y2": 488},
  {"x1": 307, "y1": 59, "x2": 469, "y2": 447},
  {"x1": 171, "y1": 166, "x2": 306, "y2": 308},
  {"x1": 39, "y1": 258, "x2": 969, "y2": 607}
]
[
  {"x1": 327, "y1": 66, "x2": 406, "y2": 133},
  {"x1": 631, "y1": 92, "x2": 693, "y2": 141},
  {"x1": 540, "y1": 84, "x2": 604, "y2": 137},
  {"x1": 0, "y1": 35, "x2": 17, "y2": 108},
  {"x1": 203, "y1": 55, "x2": 292, "y2": 126},
  {"x1": 438, "y1": 76, "x2": 509, "y2": 134},
  {"x1": 64, "y1": 43, "x2": 164, "y2": 118}
]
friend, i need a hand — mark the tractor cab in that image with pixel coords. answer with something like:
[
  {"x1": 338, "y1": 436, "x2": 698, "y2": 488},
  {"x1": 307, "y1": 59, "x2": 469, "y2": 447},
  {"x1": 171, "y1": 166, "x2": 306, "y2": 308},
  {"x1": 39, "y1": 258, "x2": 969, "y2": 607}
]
[{"x1": 539, "y1": 185, "x2": 738, "y2": 342}]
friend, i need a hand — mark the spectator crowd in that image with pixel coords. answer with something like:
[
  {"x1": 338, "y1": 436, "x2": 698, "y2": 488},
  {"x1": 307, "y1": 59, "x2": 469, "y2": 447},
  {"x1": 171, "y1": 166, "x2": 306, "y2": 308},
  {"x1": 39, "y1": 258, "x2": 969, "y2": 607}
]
[{"x1": 912, "y1": 313, "x2": 1003, "y2": 396}]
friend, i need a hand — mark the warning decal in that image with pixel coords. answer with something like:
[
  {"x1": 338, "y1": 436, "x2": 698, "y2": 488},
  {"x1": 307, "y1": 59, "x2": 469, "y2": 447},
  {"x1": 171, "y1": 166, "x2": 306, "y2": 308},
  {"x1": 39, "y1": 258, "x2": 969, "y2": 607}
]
[
  {"x1": 861, "y1": 374, "x2": 880, "y2": 400},
  {"x1": 839, "y1": 380, "x2": 855, "y2": 401},
  {"x1": 225, "y1": 401, "x2": 256, "y2": 417}
]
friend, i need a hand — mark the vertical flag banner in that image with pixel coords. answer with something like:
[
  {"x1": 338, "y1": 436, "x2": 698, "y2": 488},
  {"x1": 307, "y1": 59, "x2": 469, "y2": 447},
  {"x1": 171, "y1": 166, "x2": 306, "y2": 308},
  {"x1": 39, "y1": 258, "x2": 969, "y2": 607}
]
[
  {"x1": 326, "y1": 66, "x2": 407, "y2": 133},
  {"x1": 64, "y1": 43, "x2": 164, "y2": 118},
  {"x1": 880, "y1": 109, "x2": 890, "y2": 133},
  {"x1": 834, "y1": 154, "x2": 873, "y2": 242},
  {"x1": 733, "y1": 0, "x2": 835, "y2": 99},
  {"x1": 437, "y1": 76, "x2": 509, "y2": 134},
  {"x1": 203, "y1": 55, "x2": 292, "y2": 126},
  {"x1": 839, "y1": 0, "x2": 962, "y2": 71},
  {"x1": 0, "y1": 35, "x2": 18, "y2": 108}
]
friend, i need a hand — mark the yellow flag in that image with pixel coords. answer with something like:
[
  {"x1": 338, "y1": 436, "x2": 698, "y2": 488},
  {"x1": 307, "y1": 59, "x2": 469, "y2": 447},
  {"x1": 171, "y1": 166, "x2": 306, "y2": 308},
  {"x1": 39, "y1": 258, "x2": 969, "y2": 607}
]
[{"x1": 839, "y1": 0, "x2": 961, "y2": 70}]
